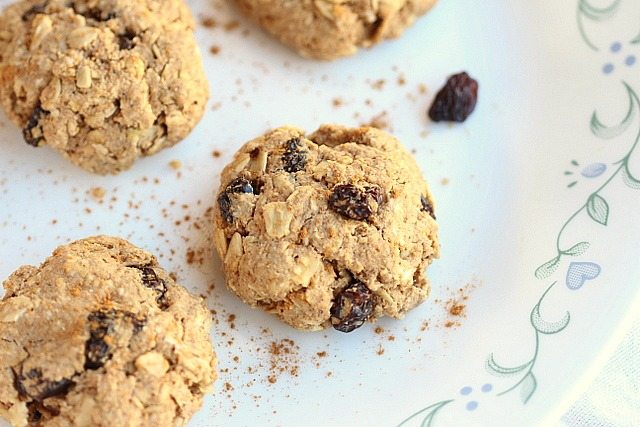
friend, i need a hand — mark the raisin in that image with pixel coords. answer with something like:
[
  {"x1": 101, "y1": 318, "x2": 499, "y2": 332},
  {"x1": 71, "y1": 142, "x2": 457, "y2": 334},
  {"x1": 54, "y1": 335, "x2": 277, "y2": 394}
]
[
  {"x1": 330, "y1": 280, "x2": 374, "y2": 333},
  {"x1": 218, "y1": 192, "x2": 233, "y2": 223},
  {"x1": 282, "y1": 138, "x2": 307, "y2": 173},
  {"x1": 328, "y1": 184, "x2": 384, "y2": 221},
  {"x1": 12, "y1": 368, "x2": 74, "y2": 401},
  {"x1": 22, "y1": 106, "x2": 49, "y2": 147},
  {"x1": 35, "y1": 377, "x2": 74, "y2": 400},
  {"x1": 84, "y1": 308, "x2": 145, "y2": 369},
  {"x1": 226, "y1": 177, "x2": 254, "y2": 194},
  {"x1": 218, "y1": 177, "x2": 258, "y2": 223},
  {"x1": 134, "y1": 266, "x2": 169, "y2": 309},
  {"x1": 118, "y1": 29, "x2": 137, "y2": 50},
  {"x1": 27, "y1": 402, "x2": 43, "y2": 423},
  {"x1": 11, "y1": 368, "x2": 29, "y2": 397},
  {"x1": 428, "y1": 72, "x2": 478, "y2": 122},
  {"x1": 420, "y1": 194, "x2": 436, "y2": 219},
  {"x1": 84, "y1": 310, "x2": 116, "y2": 370},
  {"x1": 21, "y1": 3, "x2": 47, "y2": 21}
]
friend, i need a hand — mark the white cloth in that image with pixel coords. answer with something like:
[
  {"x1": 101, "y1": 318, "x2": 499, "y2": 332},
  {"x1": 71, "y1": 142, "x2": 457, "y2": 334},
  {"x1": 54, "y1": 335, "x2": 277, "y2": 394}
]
[{"x1": 559, "y1": 319, "x2": 640, "y2": 427}]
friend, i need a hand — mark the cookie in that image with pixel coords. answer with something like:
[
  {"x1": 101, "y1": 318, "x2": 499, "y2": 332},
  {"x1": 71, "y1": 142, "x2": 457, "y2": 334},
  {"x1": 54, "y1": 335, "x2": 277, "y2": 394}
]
[
  {"x1": 235, "y1": 0, "x2": 438, "y2": 60},
  {"x1": 212, "y1": 125, "x2": 439, "y2": 332},
  {"x1": 0, "y1": 0, "x2": 209, "y2": 174},
  {"x1": 0, "y1": 236, "x2": 216, "y2": 427}
]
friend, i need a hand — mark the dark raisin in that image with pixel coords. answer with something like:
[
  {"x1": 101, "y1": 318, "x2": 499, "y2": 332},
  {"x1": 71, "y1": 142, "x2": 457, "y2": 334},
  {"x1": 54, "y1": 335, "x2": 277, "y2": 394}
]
[
  {"x1": 428, "y1": 72, "x2": 478, "y2": 122},
  {"x1": 330, "y1": 280, "x2": 374, "y2": 333},
  {"x1": 226, "y1": 177, "x2": 254, "y2": 194},
  {"x1": 35, "y1": 377, "x2": 74, "y2": 400},
  {"x1": 135, "y1": 266, "x2": 169, "y2": 309},
  {"x1": 27, "y1": 402, "x2": 43, "y2": 423},
  {"x1": 217, "y1": 192, "x2": 233, "y2": 223},
  {"x1": 84, "y1": 309, "x2": 116, "y2": 370},
  {"x1": 420, "y1": 195, "x2": 436, "y2": 219},
  {"x1": 218, "y1": 177, "x2": 257, "y2": 223},
  {"x1": 118, "y1": 29, "x2": 136, "y2": 50},
  {"x1": 328, "y1": 184, "x2": 384, "y2": 221},
  {"x1": 11, "y1": 368, "x2": 29, "y2": 397},
  {"x1": 22, "y1": 106, "x2": 49, "y2": 147},
  {"x1": 22, "y1": 3, "x2": 47, "y2": 21},
  {"x1": 12, "y1": 368, "x2": 74, "y2": 401},
  {"x1": 282, "y1": 138, "x2": 307, "y2": 173}
]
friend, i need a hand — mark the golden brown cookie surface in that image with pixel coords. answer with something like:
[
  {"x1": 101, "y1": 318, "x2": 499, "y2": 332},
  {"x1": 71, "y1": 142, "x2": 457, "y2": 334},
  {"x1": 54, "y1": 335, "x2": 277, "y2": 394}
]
[
  {"x1": 0, "y1": 0, "x2": 209, "y2": 174},
  {"x1": 0, "y1": 236, "x2": 216, "y2": 427},
  {"x1": 213, "y1": 125, "x2": 439, "y2": 332},
  {"x1": 236, "y1": 0, "x2": 438, "y2": 59}
]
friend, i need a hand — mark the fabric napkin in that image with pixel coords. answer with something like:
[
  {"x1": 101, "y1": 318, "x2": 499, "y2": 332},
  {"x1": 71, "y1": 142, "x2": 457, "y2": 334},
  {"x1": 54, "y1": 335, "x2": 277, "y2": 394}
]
[{"x1": 559, "y1": 318, "x2": 640, "y2": 427}]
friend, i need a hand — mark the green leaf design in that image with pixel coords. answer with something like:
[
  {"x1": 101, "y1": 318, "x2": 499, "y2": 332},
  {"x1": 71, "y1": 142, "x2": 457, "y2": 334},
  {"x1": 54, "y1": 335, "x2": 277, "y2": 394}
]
[
  {"x1": 534, "y1": 256, "x2": 561, "y2": 279},
  {"x1": 520, "y1": 373, "x2": 538, "y2": 404},
  {"x1": 487, "y1": 354, "x2": 532, "y2": 376},
  {"x1": 578, "y1": 0, "x2": 620, "y2": 20},
  {"x1": 586, "y1": 194, "x2": 609, "y2": 225},
  {"x1": 577, "y1": 0, "x2": 621, "y2": 50},
  {"x1": 562, "y1": 241, "x2": 590, "y2": 256},
  {"x1": 622, "y1": 164, "x2": 640, "y2": 189},
  {"x1": 397, "y1": 400, "x2": 453, "y2": 427},
  {"x1": 531, "y1": 303, "x2": 571, "y2": 335},
  {"x1": 590, "y1": 83, "x2": 636, "y2": 139}
]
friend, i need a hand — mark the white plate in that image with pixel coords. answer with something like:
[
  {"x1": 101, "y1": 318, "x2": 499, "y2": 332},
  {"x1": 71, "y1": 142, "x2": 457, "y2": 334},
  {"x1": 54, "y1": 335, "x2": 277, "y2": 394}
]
[{"x1": 2, "y1": 0, "x2": 640, "y2": 426}]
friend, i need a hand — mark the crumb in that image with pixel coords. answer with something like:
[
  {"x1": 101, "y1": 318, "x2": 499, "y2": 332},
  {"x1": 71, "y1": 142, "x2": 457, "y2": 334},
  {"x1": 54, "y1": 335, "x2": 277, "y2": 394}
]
[
  {"x1": 210, "y1": 45, "x2": 221, "y2": 55},
  {"x1": 374, "y1": 326, "x2": 384, "y2": 335},
  {"x1": 316, "y1": 351, "x2": 327, "y2": 358},
  {"x1": 201, "y1": 16, "x2": 217, "y2": 28},
  {"x1": 397, "y1": 74, "x2": 406, "y2": 86},
  {"x1": 224, "y1": 20, "x2": 240, "y2": 31},
  {"x1": 89, "y1": 187, "x2": 105, "y2": 201},
  {"x1": 449, "y1": 303, "x2": 465, "y2": 317},
  {"x1": 326, "y1": 371, "x2": 333, "y2": 378},
  {"x1": 224, "y1": 382, "x2": 234, "y2": 391},
  {"x1": 418, "y1": 83, "x2": 428, "y2": 94},
  {"x1": 266, "y1": 339, "x2": 300, "y2": 385},
  {"x1": 376, "y1": 345, "x2": 385, "y2": 356},
  {"x1": 388, "y1": 335, "x2": 395, "y2": 341},
  {"x1": 371, "y1": 79, "x2": 385, "y2": 90},
  {"x1": 212, "y1": 150, "x2": 222, "y2": 158},
  {"x1": 169, "y1": 160, "x2": 182, "y2": 170},
  {"x1": 362, "y1": 111, "x2": 390, "y2": 131},
  {"x1": 440, "y1": 178, "x2": 450, "y2": 186},
  {"x1": 332, "y1": 97, "x2": 343, "y2": 108}
]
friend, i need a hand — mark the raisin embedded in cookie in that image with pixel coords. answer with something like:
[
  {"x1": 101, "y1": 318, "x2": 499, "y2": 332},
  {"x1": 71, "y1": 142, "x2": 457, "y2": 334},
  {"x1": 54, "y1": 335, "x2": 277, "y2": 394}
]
[
  {"x1": 235, "y1": 0, "x2": 438, "y2": 60},
  {"x1": 0, "y1": 236, "x2": 216, "y2": 426},
  {"x1": 0, "y1": 0, "x2": 209, "y2": 174},
  {"x1": 212, "y1": 125, "x2": 440, "y2": 332}
]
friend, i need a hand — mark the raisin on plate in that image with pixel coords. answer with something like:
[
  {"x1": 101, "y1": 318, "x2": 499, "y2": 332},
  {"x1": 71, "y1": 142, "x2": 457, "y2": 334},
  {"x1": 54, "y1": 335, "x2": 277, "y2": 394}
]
[{"x1": 428, "y1": 72, "x2": 478, "y2": 123}]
